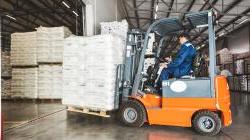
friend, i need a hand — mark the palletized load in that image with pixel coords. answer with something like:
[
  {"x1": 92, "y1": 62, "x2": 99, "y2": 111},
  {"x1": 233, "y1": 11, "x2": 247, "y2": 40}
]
[
  {"x1": 217, "y1": 48, "x2": 233, "y2": 64},
  {"x1": 38, "y1": 64, "x2": 62, "y2": 99},
  {"x1": 36, "y1": 26, "x2": 72, "y2": 63},
  {"x1": 235, "y1": 60, "x2": 244, "y2": 75},
  {"x1": 1, "y1": 79, "x2": 11, "y2": 98},
  {"x1": 62, "y1": 34, "x2": 124, "y2": 111},
  {"x1": 239, "y1": 75, "x2": 248, "y2": 91},
  {"x1": 10, "y1": 32, "x2": 37, "y2": 66},
  {"x1": 143, "y1": 58, "x2": 155, "y2": 73},
  {"x1": 1, "y1": 51, "x2": 11, "y2": 77},
  {"x1": 100, "y1": 20, "x2": 128, "y2": 48},
  {"x1": 11, "y1": 67, "x2": 38, "y2": 98}
]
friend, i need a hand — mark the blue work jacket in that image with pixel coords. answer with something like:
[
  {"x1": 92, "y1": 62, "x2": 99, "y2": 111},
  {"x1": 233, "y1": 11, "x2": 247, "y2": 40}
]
[{"x1": 167, "y1": 41, "x2": 196, "y2": 78}]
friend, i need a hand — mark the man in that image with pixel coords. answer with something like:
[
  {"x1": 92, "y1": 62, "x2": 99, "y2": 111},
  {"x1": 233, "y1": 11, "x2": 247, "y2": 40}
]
[{"x1": 156, "y1": 32, "x2": 196, "y2": 88}]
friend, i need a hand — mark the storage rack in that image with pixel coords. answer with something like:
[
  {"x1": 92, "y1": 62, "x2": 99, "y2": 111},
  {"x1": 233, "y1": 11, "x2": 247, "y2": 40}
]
[{"x1": 219, "y1": 53, "x2": 250, "y2": 93}]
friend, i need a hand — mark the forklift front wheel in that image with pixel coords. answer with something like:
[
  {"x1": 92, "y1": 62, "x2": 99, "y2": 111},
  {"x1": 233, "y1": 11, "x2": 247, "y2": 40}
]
[
  {"x1": 192, "y1": 110, "x2": 222, "y2": 136},
  {"x1": 119, "y1": 100, "x2": 146, "y2": 127}
]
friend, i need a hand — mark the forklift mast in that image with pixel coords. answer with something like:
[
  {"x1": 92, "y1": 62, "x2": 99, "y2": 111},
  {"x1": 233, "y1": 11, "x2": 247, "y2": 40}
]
[{"x1": 122, "y1": 30, "x2": 145, "y2": 101}]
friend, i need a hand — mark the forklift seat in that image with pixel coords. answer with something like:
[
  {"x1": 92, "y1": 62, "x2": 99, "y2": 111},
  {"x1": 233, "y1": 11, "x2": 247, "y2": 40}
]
[
  {"x1": 180, "y1": 75, "x2": 192, "y2": 79},
  {"x1": 180, "y1": 70, "x2": 195, "y2": 79}
]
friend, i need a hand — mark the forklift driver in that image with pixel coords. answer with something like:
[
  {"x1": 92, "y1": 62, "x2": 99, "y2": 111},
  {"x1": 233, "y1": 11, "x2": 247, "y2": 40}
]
[{"x1": 155, "y1": 32, "x2": 196, "y2": 89}]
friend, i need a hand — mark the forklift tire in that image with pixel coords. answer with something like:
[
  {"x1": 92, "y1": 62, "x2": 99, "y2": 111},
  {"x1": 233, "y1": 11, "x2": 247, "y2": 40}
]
[
  {"x1": 119, "y1": 100, "x2": 146, "y2": 127},
  {"x1": 192, "y1": 110, "x2": 222, "y2": 136}
]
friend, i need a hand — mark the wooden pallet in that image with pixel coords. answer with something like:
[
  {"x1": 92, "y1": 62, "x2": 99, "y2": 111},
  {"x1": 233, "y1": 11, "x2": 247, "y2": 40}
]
[{"x1": 67, "y1": 106, "x2": 110, "y2": 117}]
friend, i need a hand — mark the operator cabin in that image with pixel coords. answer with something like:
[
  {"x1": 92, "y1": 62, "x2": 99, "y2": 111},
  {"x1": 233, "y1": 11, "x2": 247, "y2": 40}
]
[{"x1": 155, "y1": 32, "x2": 196, "y2": 91}]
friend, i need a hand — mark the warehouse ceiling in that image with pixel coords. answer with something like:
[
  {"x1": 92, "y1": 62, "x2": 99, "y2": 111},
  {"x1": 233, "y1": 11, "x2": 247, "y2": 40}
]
[
  {"x1": 0, "y1": 0, "x2": 85, "y2": 50},
  {"x1": 121, "y1": 0, "x2": 250, "y2": 54}
]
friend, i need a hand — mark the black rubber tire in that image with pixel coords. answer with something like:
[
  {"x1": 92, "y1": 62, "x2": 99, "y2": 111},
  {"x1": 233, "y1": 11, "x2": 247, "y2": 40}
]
[
  {"x1": 119, "y1": 100, "x2": 146, "y2": 127},
  {"x1": 192, "y1": 110, "x2": 222, "y2": 136}
]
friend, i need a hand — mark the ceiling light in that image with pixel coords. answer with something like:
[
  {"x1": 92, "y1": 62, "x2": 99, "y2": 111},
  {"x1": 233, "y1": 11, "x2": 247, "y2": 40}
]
[
  {"x1": 238, "y1": 18, "x2": 249, "y2": 25},
  {"x1": 72, "y1": 11, "x2": 79, "y2": 16},
  {"x1": 218, "y1": 32, "x2": 225, "y2": 37},
  {"x1": 155, "y1": 4, "x2": 159, "y2": 12},
  {"x1": 62, "y1": 1, "x2": 70, "y2": 8},
  {"x1": 196, "y1": 24, "x2": 208, "y2": 28},
  {"x1": 154, "y1": 13, "x2": 157, "y2": 19},
  {"x1": 5, "y1": 14, "x2": 16, "y2": 20}
]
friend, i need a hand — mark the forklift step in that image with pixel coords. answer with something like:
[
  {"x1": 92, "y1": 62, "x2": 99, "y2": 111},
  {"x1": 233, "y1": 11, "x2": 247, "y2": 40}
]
[{"x1": 67, "y1": 106, "x2": 110, "y2": 118}]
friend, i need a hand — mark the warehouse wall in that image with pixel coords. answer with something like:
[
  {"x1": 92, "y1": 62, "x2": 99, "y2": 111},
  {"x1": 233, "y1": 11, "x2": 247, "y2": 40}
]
[
  {"x1": 227, "y1": 26, "x2": 250, "y2": 54},
  {"x1": 83, "y1": 0, "x2": 124, "y2": 35},
  {"x1": 95, "y1": 0, "x2": 124, "y2": 33},
  {"x1": 213, "y1": 24, "x2": 250, "y2": 54}
]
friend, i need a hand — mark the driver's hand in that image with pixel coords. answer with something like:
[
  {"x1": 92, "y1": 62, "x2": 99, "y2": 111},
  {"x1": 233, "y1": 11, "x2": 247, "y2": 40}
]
[
  {"x1": 160, "y1": 62, "x2": 167, "y2": 68},
  {"x1": 164, "y1": 56, "x2": 172, "y2": 62}
]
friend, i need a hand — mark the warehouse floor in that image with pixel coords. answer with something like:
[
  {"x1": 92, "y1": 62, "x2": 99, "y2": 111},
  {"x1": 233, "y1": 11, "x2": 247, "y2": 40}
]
[{"x1": 2, "y1": 92, "x2": 250, "y2": 140}]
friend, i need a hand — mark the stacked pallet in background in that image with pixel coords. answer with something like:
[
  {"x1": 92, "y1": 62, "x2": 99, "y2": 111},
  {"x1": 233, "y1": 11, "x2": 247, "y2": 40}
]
[
  {"x1": 1, "y1": 78, "x2": 11, "y2": 98},
  {"x1": 143, "y1": 58, "x2": 155, "y2": 74},
  {"x1": 7, "y1": 26, "x2": 71, "y2": 99},
  {"x1": 1, "y1": 51, "x2": 11, "y2": 77},
  {"x1": 146, "y1": 33, "x2": 155, "y2": 55},
  {"x1": 11, "y1": 68, "x2": 38, "y2": 98},
  {"x1": 100, "y1": 20, "x2": 128, "y2": 48},
  {"x1": 63, "y1": 34, "x2": 124, "y2": 111},
  {"x1": 10, "y1": 32, "x2": 38, "y2": 99},
  {"x1": 38, "y1": 65, "x2": 62, "y2": 99},
  {"x1": 36, "y1": 27, "x2": 71, "y2": 63},
  {"x1": 36, "y1": 26, "x2": 70, "y2": 99},
  {"x1": 217, "y1": 48, "x2": 233, "y2": 64},
  {"x1": 1, "y1": 50, "x2": 12, "y2": 98},
  {"x1": 11, "y1": 32, "x2": 37, "y2": 66},
  {"x1": 235, "y1": 60, "x2": 244, "y2": 75}
]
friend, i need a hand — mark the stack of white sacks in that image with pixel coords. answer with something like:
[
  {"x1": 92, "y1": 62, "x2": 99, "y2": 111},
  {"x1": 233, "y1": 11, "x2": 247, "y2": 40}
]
[
  {"x1": 143, "y1": 58, "x2": 155, "y2": 74},
  {"x1": 239, "y1": 75, "x2": 248, "y2": 91},
  {"x1": 36, "y1": 27, "x2": 71, "y2": 62},
  {"x1": 1, "y1": 79, "x2": 11, "y2": 98},
  {"x1": 217, "y1": 48, "x2": 233, "y2": 64},
  {"x1": 9, "y1": 26, "x2": 70, "y2": 99},
  {"x1": 100, "y1": 20, "x2": 128, "y2": 48},
  {"x1": 1, "y1": 50, "x2": 12, "y2": 98},
  {"x1": 1, "y1": 51, "x2": 11, "y2": 77},
  {"x1": 10, "y1": 32, "x2": 38, "y2": 98},
  {"x1": 38, "y1": 65, "x2": 62, "y2": 99},
  {"x1": 146, "y1": 33, "x2": 155, "y2": 55},
  {"x1": 36, "y1": 26, "x2": 71, "y2": 99},
  {"x1": 11, "y1": 32, "x2": 37, "y2": 66},
  {"x1": 11, "y1": 68, "x2": 38, "y2": 98},
  {"x1": 63, "y1": 34, "x2": 124, "y2": 111},
  {"x1": 235, "y1": 60, "x2": 244, "y2": 75}
]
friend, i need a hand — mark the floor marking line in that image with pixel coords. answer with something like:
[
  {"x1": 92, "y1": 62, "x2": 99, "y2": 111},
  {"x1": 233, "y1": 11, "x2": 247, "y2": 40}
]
[{"x1": 3, "y1": 108, "x2": 66, "y2": 133}]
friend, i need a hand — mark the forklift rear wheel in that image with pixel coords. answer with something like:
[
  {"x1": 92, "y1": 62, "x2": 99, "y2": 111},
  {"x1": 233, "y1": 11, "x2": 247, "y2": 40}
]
[
  {"x1": 120, "y1": 100, "x2": 146, "y2": 127},
  {"x1": 192, "y1": 110, "x2": 222, "y2": 136}
]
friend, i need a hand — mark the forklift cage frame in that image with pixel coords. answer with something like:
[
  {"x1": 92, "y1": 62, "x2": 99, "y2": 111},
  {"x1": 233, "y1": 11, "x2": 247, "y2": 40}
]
[{"x1": 130, "y1": 10, "x2": 217, "y2": 97}]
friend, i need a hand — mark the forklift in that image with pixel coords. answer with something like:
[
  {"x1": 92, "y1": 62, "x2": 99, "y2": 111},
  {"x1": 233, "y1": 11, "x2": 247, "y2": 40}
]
[{"x1": 119, "y1": 10, "x2": 232, "y2": 136}]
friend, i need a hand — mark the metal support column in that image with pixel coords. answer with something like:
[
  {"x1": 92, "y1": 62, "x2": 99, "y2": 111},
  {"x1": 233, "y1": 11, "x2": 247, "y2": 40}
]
[
  {"x1": 0, "y1": 16, "x2": 2, "y2": 111},
  {"x1": 208, "y1": 11, "x2": 216, "y2": 97},
  {"x1": 82, "y1": 6, "x2": 86, "y2": 36},
  {"x1": 0, "y1": 17, "x2": 2, "y2": 50}
]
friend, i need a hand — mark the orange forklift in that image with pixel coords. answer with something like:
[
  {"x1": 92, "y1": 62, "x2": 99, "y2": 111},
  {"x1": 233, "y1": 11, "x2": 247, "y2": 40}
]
[{"x1": 119, "y1": 10, "x2": 232, "y2": 136}]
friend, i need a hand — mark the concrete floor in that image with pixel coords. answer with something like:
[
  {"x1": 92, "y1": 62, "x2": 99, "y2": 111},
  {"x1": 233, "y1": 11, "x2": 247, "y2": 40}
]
[{"x1": 2, "y1": 92, "x2": 250, "y2": 140}]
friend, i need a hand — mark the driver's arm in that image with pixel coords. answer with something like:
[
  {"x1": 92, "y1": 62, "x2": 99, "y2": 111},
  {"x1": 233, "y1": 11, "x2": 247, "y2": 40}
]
[{"x1": 167, "y1": 45, "x2": 190, "y2": 68}]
